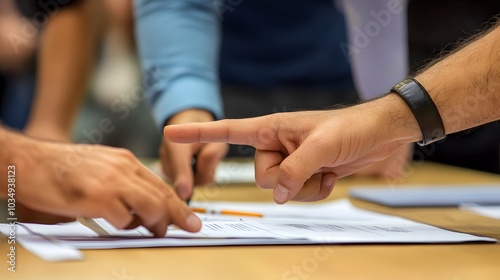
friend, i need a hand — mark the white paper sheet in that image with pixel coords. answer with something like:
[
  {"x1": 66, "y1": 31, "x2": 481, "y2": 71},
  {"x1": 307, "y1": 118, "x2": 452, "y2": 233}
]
[
  {"x1": 0, "y1": 199, "x2": 495, "y2": 262},
  {"x1": 147, "y1": 160, "x2": 256, "y2": 184},
  {"x1": 460, "y1": 204, "x2": 500, "y2": 219},
  {"x1": 17, "y1": 235, "x2": 83, "y2": 262},
  {"x1": 350, "y1": 185, "x2": 500, "y2": 207}
]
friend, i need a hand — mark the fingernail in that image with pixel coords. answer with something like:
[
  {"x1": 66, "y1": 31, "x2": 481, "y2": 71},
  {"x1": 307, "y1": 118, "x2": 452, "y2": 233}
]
[
  {"x1": 185, "y1": 213, "x2": 202, "y2": 231},
  {"x1": 274, "y1": 184, "x2": 289, "y2": 204},
  {"x1": 176, "y1": 187, "x2": 189, "y2": 200},
  {"x1": 322, "y1": 173, "x2": 337, "y2": 188}
]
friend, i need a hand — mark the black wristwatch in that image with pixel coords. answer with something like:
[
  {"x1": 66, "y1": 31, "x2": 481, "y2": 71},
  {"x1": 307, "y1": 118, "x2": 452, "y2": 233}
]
[{"x1": 391, "y1": 78, "x2": 446, "y2": 146}]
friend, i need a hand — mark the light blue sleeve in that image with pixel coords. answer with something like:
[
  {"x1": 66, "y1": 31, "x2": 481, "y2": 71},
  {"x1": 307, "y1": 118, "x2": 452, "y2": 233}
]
[{"x1": 134, "y1": 0, "x2": 223, "y2": 129}]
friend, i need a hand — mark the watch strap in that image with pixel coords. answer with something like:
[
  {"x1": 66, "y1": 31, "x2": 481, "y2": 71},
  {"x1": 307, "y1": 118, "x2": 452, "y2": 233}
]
[{"x1": 391, "y1": 78, "x2": 446, "y2": 146}]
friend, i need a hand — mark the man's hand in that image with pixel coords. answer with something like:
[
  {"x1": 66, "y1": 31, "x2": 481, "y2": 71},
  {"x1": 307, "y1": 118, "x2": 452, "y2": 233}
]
[
  {"x1": 161, "y1": 109, "x2": 228, "y2": 200},
  {"x1": 16, "y1": 139, "x2": 202, "y2": 237},
  {"x1": 354, "y1": 144, "x2": 413, "y2": 180},
  {"x1": 24, "y1": 125, "x2": 72, "y2": 143},
  {"x1": 164, "y1": 94, "x2": 421, "y2": 204}
]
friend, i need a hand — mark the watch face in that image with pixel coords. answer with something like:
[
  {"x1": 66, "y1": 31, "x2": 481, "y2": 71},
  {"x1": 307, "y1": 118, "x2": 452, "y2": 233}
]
[{"x1": 392, "y1": 79, "x2": 412, "y2": 92}]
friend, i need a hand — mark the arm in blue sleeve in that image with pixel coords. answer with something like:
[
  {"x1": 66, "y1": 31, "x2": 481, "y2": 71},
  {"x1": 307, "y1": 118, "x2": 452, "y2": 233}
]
[{"x1": 134, "y1": 0, "x2": 223, "y2": 129}]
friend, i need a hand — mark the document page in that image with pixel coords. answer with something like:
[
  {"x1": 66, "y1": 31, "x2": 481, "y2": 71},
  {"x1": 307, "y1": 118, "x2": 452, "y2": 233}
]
[
  {"x1": 0, "y1": 199, "x2": 495, "y2": 262},
  {"x1": 350, "y1": 185, "x2": 500, "y2": 207},
  {"x1": 460, "y1": 204, "x2": 500, "y2": 219}
]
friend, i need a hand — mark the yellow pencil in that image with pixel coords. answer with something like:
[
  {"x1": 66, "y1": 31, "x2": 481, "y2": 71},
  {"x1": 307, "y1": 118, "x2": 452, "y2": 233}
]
[{"x1": 190, "y1": 207, "x2": 263, "y2": 218}]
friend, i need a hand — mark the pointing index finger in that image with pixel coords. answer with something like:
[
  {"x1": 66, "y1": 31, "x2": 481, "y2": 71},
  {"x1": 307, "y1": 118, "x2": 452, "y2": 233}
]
[{"x1": 164, "y1": 118, "x2": 264, "y2": 147}]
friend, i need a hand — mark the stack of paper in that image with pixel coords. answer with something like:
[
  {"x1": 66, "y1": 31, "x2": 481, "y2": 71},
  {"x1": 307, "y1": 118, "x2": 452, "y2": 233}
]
[{"x1": 0, "y1": 199, "x2": 495, "y2": 262}]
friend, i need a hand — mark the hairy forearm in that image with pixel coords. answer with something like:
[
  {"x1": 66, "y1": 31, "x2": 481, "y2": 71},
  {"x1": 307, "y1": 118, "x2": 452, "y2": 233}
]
[
  {"x1": 25, "y1": 0, "x2": 104, "y2": 137},
  {"x1": 373, "y1": 22, "x2": 500, "y2": 147},
  {"x1": 416, "y1": 22, "x2": 500, "y2": 134}
]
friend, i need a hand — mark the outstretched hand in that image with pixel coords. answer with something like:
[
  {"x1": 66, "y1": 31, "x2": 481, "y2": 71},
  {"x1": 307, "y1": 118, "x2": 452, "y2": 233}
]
[{"x1": 164, "y1": 94, "x2": 420, "y2": 204}]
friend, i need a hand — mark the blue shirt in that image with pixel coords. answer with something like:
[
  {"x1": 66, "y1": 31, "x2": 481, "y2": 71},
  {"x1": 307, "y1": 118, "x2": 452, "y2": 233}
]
[
  {"x1": 136, "y1": 0, "x2": 223, "y2": 127},
  {"x1": 220, "y1": 0, "x2": 352, "y2": 91},
  {"x1": 135, "y1": 0, "x2": 408, "y2": 128}
]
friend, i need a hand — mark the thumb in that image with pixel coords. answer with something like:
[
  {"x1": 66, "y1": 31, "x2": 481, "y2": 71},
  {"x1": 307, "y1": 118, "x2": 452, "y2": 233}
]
[{"x1": 274, "y1": 139, "x2": 331, "y2": 204}]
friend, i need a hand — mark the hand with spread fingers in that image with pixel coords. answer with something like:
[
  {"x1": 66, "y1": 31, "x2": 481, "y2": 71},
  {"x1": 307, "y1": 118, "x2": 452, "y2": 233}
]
[{"x1": 1, "y1": 128, "x2": 202, "y2": 237}]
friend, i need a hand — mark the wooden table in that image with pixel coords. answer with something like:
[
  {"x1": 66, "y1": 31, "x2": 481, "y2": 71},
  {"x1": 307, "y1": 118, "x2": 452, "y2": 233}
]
[{"x1": 1, "y1": 163, "x2": 499, "y2": 280}]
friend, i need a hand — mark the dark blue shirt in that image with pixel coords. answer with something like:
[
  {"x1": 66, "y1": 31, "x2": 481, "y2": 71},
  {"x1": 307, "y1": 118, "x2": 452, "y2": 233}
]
[{"x1": 220, "y1": 0, "x2": 353, "y2": 91}]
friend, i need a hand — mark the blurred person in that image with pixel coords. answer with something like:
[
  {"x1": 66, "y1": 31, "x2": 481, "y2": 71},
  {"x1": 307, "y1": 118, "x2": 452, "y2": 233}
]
[
  {"x1": 0, "y1": 0, "x2": 38, "y2": 130},
  {"x1": 164, "y1": 21, "x2": 500, "y2": 204},
  {"x1": 23, "y1": 0, "x2": 104, "y2": 141},
  {"x1": 0, "y1": 0, "x2": 37, "y2": 73},
  {"x1": 0, "y1": 0, "x2": 193, "y2": 227},
  {"x1": 135, "y1": 0, "x2": 413, "y2": 200},
  {"x1": 21, "y1": 0, "x2": 160, "y2": 157},
  {"x1": 93, "y1": 0, "x2": 138, "y2": 105},
  {"x1": 0, "y1": 0, "x2": 104, "y2": 223},
  {"x1": 80, "y1": 0, "x2": 161, "y2": 157},
  {"x1": 2, "y1": 0, "x2": 157, "y2": 223}
]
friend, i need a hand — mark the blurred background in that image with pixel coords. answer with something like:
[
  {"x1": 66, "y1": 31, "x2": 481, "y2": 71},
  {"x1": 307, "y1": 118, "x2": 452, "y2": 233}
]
[
  {"x1": 1, "y1": 0, "x2": 161, "y2": 157},
  {"x1": 2, "y1": 0, "x2": 498, "y2": 171},
  {"x1": 0, "y1": 0, "x2": 499, "y2": 220}
]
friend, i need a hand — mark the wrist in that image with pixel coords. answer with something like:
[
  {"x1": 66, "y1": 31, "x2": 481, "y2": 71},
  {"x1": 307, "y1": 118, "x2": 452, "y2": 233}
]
[
  {"x1": 24, "y1": 123, "x2": 72, "y2": 142},
  {"x1": 369, "y1": 93, "x2": 423, "y2": 145},
  {"x1": 3, "y1": 129, "x2": 31, "y2": 167},
  {"x1": 1, "y1": 130, "x2": 40, "y2": 200},
  {"x1": 14, "y1": 135, "x2": 67, "y2": 206},
  {"x1": 390, "y1": 78, "x2": 446, "y2": 145}
]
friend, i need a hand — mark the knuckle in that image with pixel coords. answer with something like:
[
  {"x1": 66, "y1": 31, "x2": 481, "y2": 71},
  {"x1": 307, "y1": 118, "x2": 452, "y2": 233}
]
[
  {"x1": 100, "y1": 167, "x2": 121, "y2": 181},
  {"x1": 165, "y1": 199, "x2": 185, "y2": 218},
  {"x1": 117, "y1": 148, "x2": 136, "y2": 160},
  {"x1": 108, "y1": 157, "x2": 140, "y2": 172},
  {"x1": 107, "y1": 160, "x2": 124, "y2": 171},
  {"x1": 255, "y1": 175, "x2": 274, "y2": 189},
  {"x1": 255, "y1": 127, "x2": 275, "y2": 146},
  {"x1": 142, "y1": 200, "x2": 165, "y2": 224},
  {"x1": 159, "y1": 185, "x2": 176, "y2": 201},
  {"x1": 279, "y1": 162, "x2": 303, "y2": 184},
  {"x1": 84, "y1": 183, "x2": 112, "y2": 203},
  {"x1": 316, "y1": 192, "x2": 330, "y2": 201}
]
